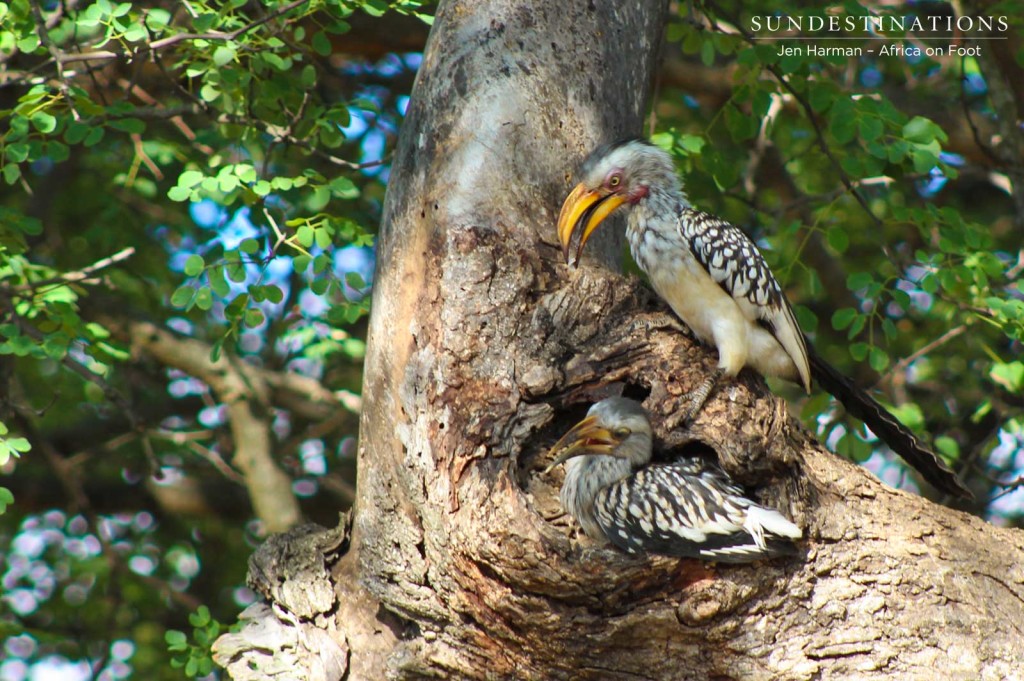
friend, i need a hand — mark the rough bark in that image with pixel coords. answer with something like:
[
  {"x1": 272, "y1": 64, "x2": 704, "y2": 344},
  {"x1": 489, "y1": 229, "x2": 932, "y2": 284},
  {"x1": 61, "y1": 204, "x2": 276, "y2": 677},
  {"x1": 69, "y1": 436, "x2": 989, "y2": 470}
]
[{"x1": 215, "y1": 1, "x2": 1024, "y2": 679}]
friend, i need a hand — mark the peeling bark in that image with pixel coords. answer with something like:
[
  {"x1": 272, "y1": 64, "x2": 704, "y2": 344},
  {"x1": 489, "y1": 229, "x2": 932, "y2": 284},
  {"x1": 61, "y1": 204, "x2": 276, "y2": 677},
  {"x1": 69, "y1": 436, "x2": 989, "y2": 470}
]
[{"x1": 217, "y1": 1, "x2": 1024, "y2": 679}]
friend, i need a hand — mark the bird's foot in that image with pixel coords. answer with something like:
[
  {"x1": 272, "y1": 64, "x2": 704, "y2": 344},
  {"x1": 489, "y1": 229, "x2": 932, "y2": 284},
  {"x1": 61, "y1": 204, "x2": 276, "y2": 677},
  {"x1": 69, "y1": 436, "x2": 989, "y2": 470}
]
[
  {"x1": 629, "y1": 311, "x2": 690, "y2": 339},
  {"x1": 675, "y1": 370, "x2": 723, "y2": 427}
]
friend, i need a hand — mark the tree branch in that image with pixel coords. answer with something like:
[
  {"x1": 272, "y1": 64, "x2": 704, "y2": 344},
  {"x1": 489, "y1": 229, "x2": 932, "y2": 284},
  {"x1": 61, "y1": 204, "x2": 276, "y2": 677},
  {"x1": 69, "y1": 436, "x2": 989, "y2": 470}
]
[{"x1": 128, "y1": 320, "x2": 302, "y2": 532}]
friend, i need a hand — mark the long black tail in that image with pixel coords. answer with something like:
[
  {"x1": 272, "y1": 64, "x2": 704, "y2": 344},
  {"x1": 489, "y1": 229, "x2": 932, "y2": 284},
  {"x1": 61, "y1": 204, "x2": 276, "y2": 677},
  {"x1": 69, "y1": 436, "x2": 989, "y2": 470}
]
[{"x1": 807, "y1": 343, "x2": 972, "y2": 499}]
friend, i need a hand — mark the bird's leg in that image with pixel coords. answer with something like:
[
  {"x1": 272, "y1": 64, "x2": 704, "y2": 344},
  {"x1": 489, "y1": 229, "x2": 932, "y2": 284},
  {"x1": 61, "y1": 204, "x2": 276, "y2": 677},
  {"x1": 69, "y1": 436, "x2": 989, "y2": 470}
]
[{"x1": 682, "y1": 368, "x2": 724, "y2": 424}]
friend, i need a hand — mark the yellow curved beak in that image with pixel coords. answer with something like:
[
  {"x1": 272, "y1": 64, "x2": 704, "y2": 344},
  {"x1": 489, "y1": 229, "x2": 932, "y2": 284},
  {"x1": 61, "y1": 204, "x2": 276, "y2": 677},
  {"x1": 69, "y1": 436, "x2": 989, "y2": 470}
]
[
  {"x1": 544, "y1": 415, "x2": 618, "y2": 473},
  {"x1": 556, "y1": 183, "x2": 627, "y2": 267}
]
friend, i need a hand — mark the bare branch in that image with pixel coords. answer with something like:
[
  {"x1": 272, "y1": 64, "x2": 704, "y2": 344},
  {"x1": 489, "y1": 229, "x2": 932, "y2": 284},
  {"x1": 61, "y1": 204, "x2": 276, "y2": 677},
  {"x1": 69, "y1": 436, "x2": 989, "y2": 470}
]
[
  {"x1": 877, "y1": 324, "x2": 968, "y2": 389},
  {"x1": 129, "y1": 321, "x2": 299, "y2": 529}
]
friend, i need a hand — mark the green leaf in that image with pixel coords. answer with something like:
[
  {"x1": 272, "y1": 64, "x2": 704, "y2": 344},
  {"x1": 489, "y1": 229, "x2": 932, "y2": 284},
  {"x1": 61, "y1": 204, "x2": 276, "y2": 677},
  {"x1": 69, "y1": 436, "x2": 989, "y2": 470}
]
[
  {"x1": 700, "y1": 39, "x2": 715, "y2": 66},
  {"x1": 308, "y1": 185, "x2": 331, "y2": 211},
  {"x1": 329, "y1": 176, "x2": 359, "y2": 199},
  {"x1": 859, "y1": 116, "x2": 883, "y2": 143},
  {"x1": 296, "y1": 225, "x2": 314, "y2": 248},
  {"x1": 7, "y1": 143, "x2": 29, "y2": 163},
  {"x1": 165, "y1": 630, "x2": 188, "y2": 651},
  {"x1": 312, "y1": 30, "x2": 332, "y2": 56},
  {"x1": 808, "y1": 82, "x2": 836, "y2": 113},
  {"x1": 209, "y1": 266, "x2": 230, "y2": 297},
  {"x1": 345, "y1": 272, "x2": 366, "y2": 289},
  {"x1": 793, "y1": 304, "x2": 817, "y2": 333},
  {"x1": 171, "y1": 286, "x2": 195, "y2": 308},
  {"x1": 213, "y1": 45, "x2": 236, "y2": 66},
  {"x1": 227, "y1": 260, "x2": 247, "y2": 283},
  {"x1": 195, "y1": 287, "x2": 213, "y2": 310},
  {"x1": 30, "y1": 111, "x2": 57, "y2": 133},
  {"x1": 990, "y1": 361, "x2": 1024, "y2": 394},
  {"x1": 902, "y1": 116, "x2": 941, "y2": 144},
  {"x1": 84, "y1": 126, "x2": 105, "y2": 146},
  {"x1": 0, "y1": 487, "x2": 13, "y2": 514},
  {"x1": 184, "y1": 254, "x2": 205, "y2": 276},
  {"x1": 123, "y1": 23, "x2": 148, "y2": 42},
  {"x1": 244, "y1": 308, "x2": 265, "y2": 328},
  {"x1": 935, "y1": 436, "x2": 960, "y2": 460},
  {"x1": 847, "y1": 272, "x2": 873, "y2": 291},
  {"x1": 108, "y1": 118, "x2": 145, "y2": 134},
  {"x1": 831, "y1": 308, "x2": 858, "y2": 331},
  {"x1": 362, "y1": 0, "x2": 387, "y2": 17},
  {"x1": 2, "y1": 164, "x2": 21, "y2": 185},
  {"x1": 677, "y1": 134, "x2": 705, "y2": 154},
  {"x1": 910, "y1": 146, "x2": 939, "y2": 174},
  {"x1": 847, "y1": 314, "x2": 866, "y2": 339},
  {"x1": 314, "y1": 227, "x2": 332, "y2": 249},
  {"x1": 146, "y1": 8, "x2": 172, "y2": 29},
  {"x1": 830, "y1": 113, "x2": 856, "y2": 145},
  {"x1": 827, "y1": 226, "x2": 849, "y2": 253},
  {"x1": 168, "y1": 186, "x2": 192, "y2": 202},
  {"x1": 190, "y1": 606, "x2": 211, "y2": 627},
  {"x1": 179, "y1": 170, "x2": 204, "y2": 188},
  {"x1": 312, "y1": 253, "x2": 332, "y2": 274},
  {"x1": 889, "y1": 403, "x2": 924, "y2": 431},
  {"x1": 868, "y1": 346, "x2": 889, "y2": 372},
  {"x1": 199, "y1": 83, "x2": 220, "y2": 102},
  {"x1": 263, "y1": 285, "x2": 283, "y2": 303}
]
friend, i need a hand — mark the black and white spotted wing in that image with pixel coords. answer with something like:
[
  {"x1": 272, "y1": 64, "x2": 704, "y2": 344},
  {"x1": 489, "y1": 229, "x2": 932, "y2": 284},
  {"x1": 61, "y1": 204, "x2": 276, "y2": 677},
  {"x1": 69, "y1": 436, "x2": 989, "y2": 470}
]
[
  {"x1": 593, "y1": 458, "x2": 799, "y2": 563},
  {"x1": 678, "y1": 207, "x2": 811, "y2": 391}
]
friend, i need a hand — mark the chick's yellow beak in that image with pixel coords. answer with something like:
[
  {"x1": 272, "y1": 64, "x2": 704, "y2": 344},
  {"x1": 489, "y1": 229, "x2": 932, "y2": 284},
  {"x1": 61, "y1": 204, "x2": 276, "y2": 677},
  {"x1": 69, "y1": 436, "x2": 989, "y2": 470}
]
[
  {"x1": 556, "y1": 183, "x2": 627, "y2": 267},
  {"x1": 544, "y1": 415, "x2": 618, "y2": 473}
]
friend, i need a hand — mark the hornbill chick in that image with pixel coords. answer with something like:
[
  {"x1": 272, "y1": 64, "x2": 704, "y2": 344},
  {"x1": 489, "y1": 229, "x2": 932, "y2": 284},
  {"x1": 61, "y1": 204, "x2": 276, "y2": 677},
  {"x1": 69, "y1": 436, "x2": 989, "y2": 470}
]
[
  {"x1": 546, "y1": 398, "x2": 802, "y2": 563},
  {"x1": 556, "y1": 138, "x2": 969, "y2": 498}
]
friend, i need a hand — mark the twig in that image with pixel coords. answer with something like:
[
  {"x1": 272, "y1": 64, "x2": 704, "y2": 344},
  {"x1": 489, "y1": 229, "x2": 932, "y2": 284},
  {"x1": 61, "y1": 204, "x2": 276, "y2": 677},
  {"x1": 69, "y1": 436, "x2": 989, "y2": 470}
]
[
  {"x1": 127, "y1": 132, "x2": 162, "y2": 183},
  {"x1": 960, "y1": 59, "x2": 1001, "y2": 166},
  {"x1": 1006, "y1": 250, "x2": 1024, "y2": 280},
  {"x1": 990, "y1": 475, "x2": 1024, "y2": 501},
  {"x1": 116, "y1": 78, "x2": 213, "y2": 153},
  {"x1": 742, "y1": 92, "x2": 783, "y2": 196},
  {"x1": 10, "y1": 405, "x2": 201, "y2": 610},
  {"x1": 56, "y1": 0, "x2": 309, "y2": 66},
  {"x1": 877, "y1": 324, "x2": 967, "y2": 388},
  {"x1": 21, "y1": 319, "x2": 135, "y2": 414},
  {"x1": 12, "y1": 246, "x2": 135, "y2": 292},
  {"x1": 28, "y1": 0, "x2": 80, "y2": 119},
  {"x1": 704, "y1": 0, "x2": 883, "y2": 227}
]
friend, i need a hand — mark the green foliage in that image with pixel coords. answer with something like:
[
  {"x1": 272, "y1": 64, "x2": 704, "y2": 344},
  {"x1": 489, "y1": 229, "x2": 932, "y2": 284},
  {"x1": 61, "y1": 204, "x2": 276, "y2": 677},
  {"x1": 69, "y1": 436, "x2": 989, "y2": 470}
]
[
  {"x1": 2, "y1": 0, "x2": 1023, "y2": 677},
  {"x1": 0, "y1": 420, "x2": 31, "y2": 468},
  {"x1": 1, "y1": 0, "x2": 428, "y2": 677},
  {"x1": 663, "y1": 1, "x2": 1023, "y2": 494},
  {"x1": 166, "y1": 606, "x2": 224, "y2": 678}
]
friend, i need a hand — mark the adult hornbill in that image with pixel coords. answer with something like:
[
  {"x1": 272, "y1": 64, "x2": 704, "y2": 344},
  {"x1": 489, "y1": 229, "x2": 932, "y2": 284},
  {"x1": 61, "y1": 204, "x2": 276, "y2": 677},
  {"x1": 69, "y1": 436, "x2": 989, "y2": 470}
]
[
  {"x1": 556, "y1": 138, "x2": 970, "y2": 499},
  {"x1": 546, "y1": 397, "x2": 803, "y2": 562}
]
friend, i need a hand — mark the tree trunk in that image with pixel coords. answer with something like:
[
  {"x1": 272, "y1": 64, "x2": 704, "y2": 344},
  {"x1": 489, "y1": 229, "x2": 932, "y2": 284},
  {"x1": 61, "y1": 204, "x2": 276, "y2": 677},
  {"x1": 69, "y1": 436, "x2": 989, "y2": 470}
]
[{"x1": 214, "y1": 1, "x2": 1024, "y2": 679}]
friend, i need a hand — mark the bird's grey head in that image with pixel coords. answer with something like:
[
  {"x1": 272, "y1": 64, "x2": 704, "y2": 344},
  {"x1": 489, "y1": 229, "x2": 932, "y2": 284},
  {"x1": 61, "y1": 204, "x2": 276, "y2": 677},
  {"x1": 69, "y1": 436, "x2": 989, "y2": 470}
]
[
  {"x1": 546, "y1": 397, "x2": 654, "y2": 471},
  {"x1": 557, "y1": 138, "x2": 683, "y2": 266},
  {"x1": 578, "y1": 138, "x2": 681, "y2": 201}
]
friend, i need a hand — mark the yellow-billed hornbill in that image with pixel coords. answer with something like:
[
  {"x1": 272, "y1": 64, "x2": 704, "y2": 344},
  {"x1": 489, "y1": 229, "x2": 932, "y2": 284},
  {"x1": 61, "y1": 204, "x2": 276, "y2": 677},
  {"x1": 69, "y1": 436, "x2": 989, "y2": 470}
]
[
  {"x1": 546, "y1": 398, "x2": 802, "y2": 562},
  {"x1": 557, "y1": 138, "x2": 970, "y2": 499}
]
